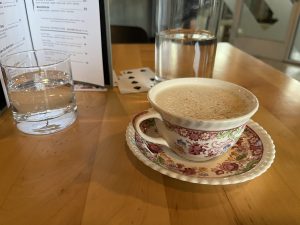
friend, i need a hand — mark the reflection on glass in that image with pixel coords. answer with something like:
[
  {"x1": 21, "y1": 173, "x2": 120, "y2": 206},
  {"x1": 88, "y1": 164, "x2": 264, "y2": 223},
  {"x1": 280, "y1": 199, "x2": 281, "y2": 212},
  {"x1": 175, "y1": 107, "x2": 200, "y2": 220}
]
[
  {"x1": 290, "y1": 19, "x2": 300, "y2": 62},
  {"x1": 237, "y1": 0, "x2": 292, "y2": 41},
  {"x1": 244, "y1": 0, "x2": 278, "y2": 26},
  {"x1": 219, "y1": 2, "x2": 234, "y2": 42}
]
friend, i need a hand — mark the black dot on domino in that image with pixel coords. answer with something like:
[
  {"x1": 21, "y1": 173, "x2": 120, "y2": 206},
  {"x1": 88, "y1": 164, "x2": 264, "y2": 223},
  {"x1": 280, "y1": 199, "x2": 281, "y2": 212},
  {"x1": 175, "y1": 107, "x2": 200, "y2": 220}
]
[
  {"x1": 131, "y1": 81, "x2": 138, "y2": 84},
  {"x1": 134, "y1": 86, "x2": 141, "y2": 90}
]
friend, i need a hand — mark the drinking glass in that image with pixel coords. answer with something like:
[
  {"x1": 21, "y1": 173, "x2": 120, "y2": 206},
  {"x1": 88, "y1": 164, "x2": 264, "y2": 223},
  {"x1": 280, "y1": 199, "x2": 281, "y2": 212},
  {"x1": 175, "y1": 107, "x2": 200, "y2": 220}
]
[
  {"x1": 0, "y1": 50, "x2": 77, "y2": 135},
  {"x1": 155, "y1": 0, "x2": 223, "y2": 81}
]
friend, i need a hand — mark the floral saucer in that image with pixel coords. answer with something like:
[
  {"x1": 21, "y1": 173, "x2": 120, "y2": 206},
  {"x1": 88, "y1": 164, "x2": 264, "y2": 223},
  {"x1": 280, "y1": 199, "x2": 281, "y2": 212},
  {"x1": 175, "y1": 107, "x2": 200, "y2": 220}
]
[{"x1": 126, "y1": 119, "x2": 275, "y2": 185}]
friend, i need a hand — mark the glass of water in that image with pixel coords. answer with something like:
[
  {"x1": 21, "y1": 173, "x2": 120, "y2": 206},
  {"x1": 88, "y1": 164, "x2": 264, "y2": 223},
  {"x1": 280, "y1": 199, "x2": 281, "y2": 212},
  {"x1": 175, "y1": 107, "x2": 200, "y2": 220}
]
[
  {"x1": 0, "y1": 50, "x2": 77, "y2": 135},
  {"x1": 155, "y1": 0, "x2": 223, "y2": 81}
]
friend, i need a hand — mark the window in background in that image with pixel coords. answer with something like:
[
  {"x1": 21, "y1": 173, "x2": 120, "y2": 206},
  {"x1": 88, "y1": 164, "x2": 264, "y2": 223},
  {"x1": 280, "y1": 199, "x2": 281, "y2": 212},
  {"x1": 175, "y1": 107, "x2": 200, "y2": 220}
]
[{"x1": 109, "y1": 0, "x2": 155, "y2": 43}]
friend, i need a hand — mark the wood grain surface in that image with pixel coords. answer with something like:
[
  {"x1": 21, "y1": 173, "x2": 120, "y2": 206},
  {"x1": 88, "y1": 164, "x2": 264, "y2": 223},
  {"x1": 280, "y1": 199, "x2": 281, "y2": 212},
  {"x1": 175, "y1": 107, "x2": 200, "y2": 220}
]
[{"x1": 0, "y1": 43, "x2": 299, "y2": 225}]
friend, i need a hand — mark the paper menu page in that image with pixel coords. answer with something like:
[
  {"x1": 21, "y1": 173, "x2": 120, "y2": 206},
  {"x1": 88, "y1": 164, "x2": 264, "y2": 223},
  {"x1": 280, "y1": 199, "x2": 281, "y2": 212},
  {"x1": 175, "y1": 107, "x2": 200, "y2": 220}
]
[
  {"x1": 0, "y1": 0, "x2": 33, "y2": 57},
  {"x1": 0, "y1": 0, "x2": 33, "y2": 105},
  {"x1": 25, "y1": 0, "x2": 105, "y2": 86}
]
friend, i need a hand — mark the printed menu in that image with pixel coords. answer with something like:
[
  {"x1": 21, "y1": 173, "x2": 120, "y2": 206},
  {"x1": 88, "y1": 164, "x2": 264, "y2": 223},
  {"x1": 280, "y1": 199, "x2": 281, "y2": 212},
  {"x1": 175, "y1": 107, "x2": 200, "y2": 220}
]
[{"x1": 0, "y1": 0, "x2": 110, "y2": 105}]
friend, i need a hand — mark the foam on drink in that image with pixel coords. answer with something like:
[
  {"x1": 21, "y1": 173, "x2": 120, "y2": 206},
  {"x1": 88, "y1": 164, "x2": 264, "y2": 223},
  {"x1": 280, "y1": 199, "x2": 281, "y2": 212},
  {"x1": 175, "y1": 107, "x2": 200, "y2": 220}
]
[{"x1": 154, "y1": 84, "x2": 252, "y2": 120}]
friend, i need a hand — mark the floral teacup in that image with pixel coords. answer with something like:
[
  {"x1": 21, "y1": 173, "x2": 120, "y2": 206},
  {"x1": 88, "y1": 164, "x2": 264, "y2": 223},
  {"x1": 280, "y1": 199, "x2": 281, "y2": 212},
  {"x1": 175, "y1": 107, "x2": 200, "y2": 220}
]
[{"x1": 133, "y1": 78, "x2": 259, "y2": 162}]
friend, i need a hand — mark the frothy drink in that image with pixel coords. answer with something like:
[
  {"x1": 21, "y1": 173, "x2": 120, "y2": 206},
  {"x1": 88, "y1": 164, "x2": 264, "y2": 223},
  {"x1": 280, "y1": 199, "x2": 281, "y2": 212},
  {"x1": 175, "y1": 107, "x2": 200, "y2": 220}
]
[{"x1": 155, "y1": 84, "x2": 252, "y2": 120}]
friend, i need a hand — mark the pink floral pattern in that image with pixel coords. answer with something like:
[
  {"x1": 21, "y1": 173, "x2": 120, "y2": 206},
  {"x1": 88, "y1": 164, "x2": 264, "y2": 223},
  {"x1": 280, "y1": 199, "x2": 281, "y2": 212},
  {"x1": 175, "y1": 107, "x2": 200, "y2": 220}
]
[
  {"x1": 134, "y1": 119, "x2": 264, "y2": 178},
  {"x1": 163, "y1": 120, "x2": 245, "y2": 159},
  {"x1": 188, "y1": 143, "x2": 209, "y2": 155},
  {"x1": 164, "y1": 121, "x2": 243, "y2": 141}
]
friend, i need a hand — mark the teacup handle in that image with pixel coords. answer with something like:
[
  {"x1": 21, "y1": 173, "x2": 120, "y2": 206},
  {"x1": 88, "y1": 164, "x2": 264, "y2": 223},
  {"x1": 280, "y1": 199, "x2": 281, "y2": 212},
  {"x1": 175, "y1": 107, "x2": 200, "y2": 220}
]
[{"x1": 133, "y1": 109, "x2": 170, "y2": 147}]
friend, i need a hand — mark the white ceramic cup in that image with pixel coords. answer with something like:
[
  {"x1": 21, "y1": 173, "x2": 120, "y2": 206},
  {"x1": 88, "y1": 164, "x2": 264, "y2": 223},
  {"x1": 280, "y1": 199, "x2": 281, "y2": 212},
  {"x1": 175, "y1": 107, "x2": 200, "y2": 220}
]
[{"x1": 133, "y1": 78, "x2": 259, "y2": 162}]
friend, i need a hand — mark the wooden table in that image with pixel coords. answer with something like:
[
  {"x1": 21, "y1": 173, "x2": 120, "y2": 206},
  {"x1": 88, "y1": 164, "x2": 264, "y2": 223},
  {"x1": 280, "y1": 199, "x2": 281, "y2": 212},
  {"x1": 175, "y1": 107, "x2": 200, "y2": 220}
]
[{"x1": 1, "y1": 43, "x2": 300, "y2": 225}]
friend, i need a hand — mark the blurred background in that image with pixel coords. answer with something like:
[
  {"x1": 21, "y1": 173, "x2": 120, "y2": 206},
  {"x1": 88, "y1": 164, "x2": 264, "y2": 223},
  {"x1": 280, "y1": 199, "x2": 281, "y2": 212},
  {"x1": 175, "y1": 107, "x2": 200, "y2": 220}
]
[{"x1": 108, "y1": 0, "x2": 300, "y2": 82}]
